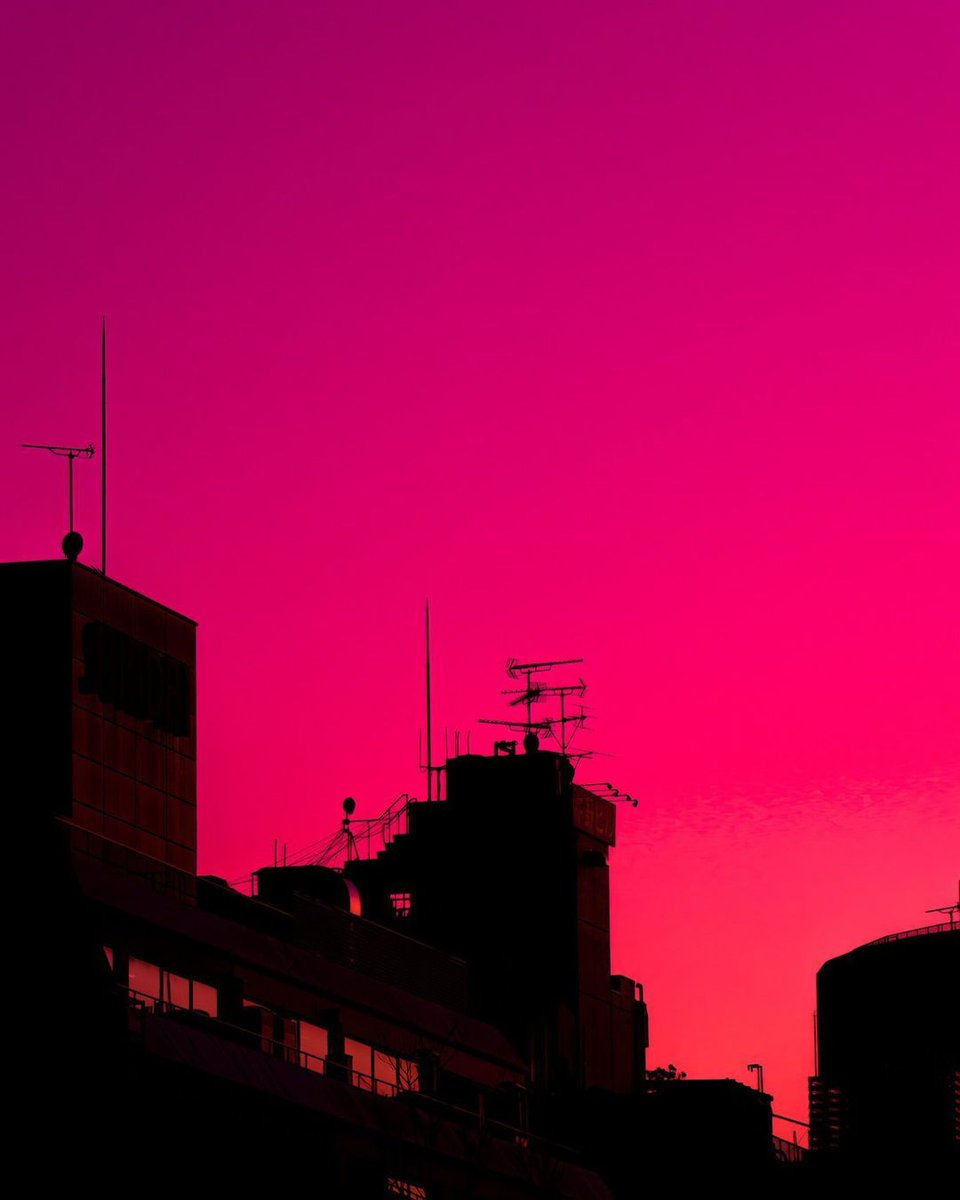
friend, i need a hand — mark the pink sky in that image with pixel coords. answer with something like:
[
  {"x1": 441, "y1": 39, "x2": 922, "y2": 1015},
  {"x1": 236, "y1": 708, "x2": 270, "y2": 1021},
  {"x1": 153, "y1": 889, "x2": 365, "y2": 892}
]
[{"x1": 2, "y1": 2, "x2": 958, "y2": 1132}]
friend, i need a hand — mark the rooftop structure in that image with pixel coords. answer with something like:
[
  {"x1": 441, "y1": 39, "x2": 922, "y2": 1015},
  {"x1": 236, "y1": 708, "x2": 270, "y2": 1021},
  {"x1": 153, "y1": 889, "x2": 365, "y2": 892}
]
[{"x1": 809, "y1": 916, "x2": 960, "y2": 1168}]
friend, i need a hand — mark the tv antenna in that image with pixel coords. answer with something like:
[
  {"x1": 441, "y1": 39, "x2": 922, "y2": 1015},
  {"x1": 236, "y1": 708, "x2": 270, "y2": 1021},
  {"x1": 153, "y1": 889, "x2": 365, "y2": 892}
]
[
  {"x1": 478, "y1": 716, "x2": 554, "y2": 754},
  {"x1": 926, "y1": 881, "x2": 959, "y2": 929},
  {"x1": 505, "y1": 658, "x2": 582, "y2": 730},
  {"x1": 479, "y1": 657, "x2": 590, "y2": 757},
  {"x1": 502, "y1": 658, "x2": 586, "y2": 753},
  {"x1": 22, "y1": 441, "x2": 95, "y2": 560},
  {"x1": 504, "y1": 680, "x2": 588, "y2": 754}
]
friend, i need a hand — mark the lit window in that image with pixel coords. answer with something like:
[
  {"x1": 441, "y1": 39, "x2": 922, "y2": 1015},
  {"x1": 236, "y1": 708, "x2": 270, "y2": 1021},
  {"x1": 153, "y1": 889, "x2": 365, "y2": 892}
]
[
  {"x1": 164, "y1": 972, "x2": 191, "y2": 1009},
  {"x1": 345, "y1": 1038, "x2": 373, "y2": 1090},
  {"x1": 192, "y1": 980, "x2": 218, "y2": 1017},
  {"x1": 375, "y1": 1051, "x2": 398, "y2": 1097},
  {"x1": 103, "y1": 946, "x2": 114, "y2": 971},
  {"x1": 127, "y1": 960, "x2": 217, "y2": 1016},
  {"x1": 336, "y1": 1037, "x2": 419, "y2": 1096},
  {"x1": 129, "y1": 958, "x2": 161, "y2": 1005},
  {"x1": 390, "y1": 892, "x2": 411, "y2": 918},
  {"x1": 398, "y1": 1057, "x2": 419, "y2": 1093},
  {"x1": 386, "y1": 1179, "x2": 426, "y2": 1199},
  {"x1": 373, "y1": 1051, "x2": 420, "y2": 1095},
  {"x1": 299, "y1": 1021, "x2": 328, "y2": 1073}
]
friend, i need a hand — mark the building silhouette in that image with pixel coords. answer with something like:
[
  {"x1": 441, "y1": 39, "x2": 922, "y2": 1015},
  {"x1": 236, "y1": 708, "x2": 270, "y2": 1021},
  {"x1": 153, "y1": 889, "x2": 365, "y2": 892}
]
[
  {"x1": 809, "y1": 918, "x2": 960, "y2": 1170},
  {"x1": 8, "y1": 555, "x2": 788, "y2": 1193}
]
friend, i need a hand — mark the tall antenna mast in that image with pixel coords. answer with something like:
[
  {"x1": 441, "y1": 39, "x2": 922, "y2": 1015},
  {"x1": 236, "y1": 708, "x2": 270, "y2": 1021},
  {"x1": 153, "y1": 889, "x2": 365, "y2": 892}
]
[
  {"x1": 101, "y1": 317, "x2": 107, "y2": 576},
  {"x1": 426, "y1": 601, "x2": 433, "y2": 801}
]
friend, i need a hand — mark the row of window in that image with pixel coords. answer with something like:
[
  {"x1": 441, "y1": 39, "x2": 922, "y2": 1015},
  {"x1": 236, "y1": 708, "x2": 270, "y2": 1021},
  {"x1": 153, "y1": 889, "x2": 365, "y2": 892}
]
[
  {"x1": 113, "y1": 950, "x2": 418, "y2": 1097},
  {"x1": 386, "y1": 1179, "x2": 427, "y2": 1199},
  {"x1": 242, "y1": 1002, "x2": 419, "y2": 1095},
  {"x1": 345, "y1": 1037, "x2": 419, "y2": 1096},
  {"x1": 128, "y1": 956, "x2": 218, "y2": 1018}
]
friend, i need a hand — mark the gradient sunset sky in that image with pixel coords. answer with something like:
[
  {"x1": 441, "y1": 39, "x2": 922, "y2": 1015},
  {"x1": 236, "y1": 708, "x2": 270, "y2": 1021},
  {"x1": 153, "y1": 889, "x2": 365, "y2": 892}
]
[{"x1": 2, "y1": 2, "x2": 958, "y2": 1133}]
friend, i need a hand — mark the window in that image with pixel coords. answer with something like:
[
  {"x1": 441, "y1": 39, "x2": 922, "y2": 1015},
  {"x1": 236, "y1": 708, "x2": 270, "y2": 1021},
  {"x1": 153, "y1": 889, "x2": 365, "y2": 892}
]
[
  {"x1": 163, "y1": 972, "x2": 191, "y2": 1009},
  {"x1": 344, "y1": 1039, "x2": 419, "y2": 1095},
  {"x1": 129, "y1": 957, "x2": 161, "y2": 1004},
  {"x1": 192, "y1": 980, "x2": 218, "y2": 1016},
  {"x1": 331, "y1": 1041, "x2": 417, "y2": 1099},
  {"x1": 299, "y1": 1021, "x2": 328, "y2": 1074},
  {"x1": 127, "y1": 958, "x2": 217, "y2": 1017},
  {"x1": 103, "y1": 945, "x2": 114, "y2": 971},
  {"x1": 389, "y1": 892, "x2": 411, "y2": 918},
  {"x1": 345, "y1": 1038, "x2": 373, "y2": 1090},
  {"x1": 386, "y1": 1180, "x2": 426, "y2": 1199},
  {"x1": 374, "y1": 1051, "x2": 420, "y2": 1096},
  {"x1": 398, "y1": 1057, "x2": 420, "y2": 1093},
  {"x1": 375, "y1": 1050, "x2": 399, "y2": 1097}
]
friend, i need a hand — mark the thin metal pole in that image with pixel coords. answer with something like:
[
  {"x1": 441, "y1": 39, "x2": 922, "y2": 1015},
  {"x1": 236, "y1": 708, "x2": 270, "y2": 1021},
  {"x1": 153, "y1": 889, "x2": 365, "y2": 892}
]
[
  {"x1": 101, "y1": 317, "x2": 107, "y2": 575},
  {"x1": 426, "y1": 601, "x2": 432, "y2": 801},
  {"x1": 68, "y1": 453, "x2": 74, "y2": 530}
]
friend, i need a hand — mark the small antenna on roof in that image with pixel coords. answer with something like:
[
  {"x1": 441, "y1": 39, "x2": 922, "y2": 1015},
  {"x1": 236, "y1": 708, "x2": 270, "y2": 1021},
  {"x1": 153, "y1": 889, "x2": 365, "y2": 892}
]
[
  {"x1": 498, "y1": 657, "x2": 586, "y2": 753},
  {"x1": 505, "y1": 657, "x2": 579, "y2": 733},
  {"x1": 22, "y1": 441, "x2": 95, "y2": 560},
  {"x1": 925, "y1": 881, "x2": 960, "y2": 929}
]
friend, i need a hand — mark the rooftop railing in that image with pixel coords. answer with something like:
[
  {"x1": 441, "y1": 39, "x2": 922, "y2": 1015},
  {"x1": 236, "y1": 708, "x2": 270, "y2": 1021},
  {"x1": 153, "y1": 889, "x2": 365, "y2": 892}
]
[
  {"x1": 865, "y1": 921, "x2": 955, "y2": 946},
  {"x1": 126, "y1": 986, "x2": 406, "y2": 1095},
  {"x1": 123, "y1": 986, "x2": 548, "y2": 1152}
]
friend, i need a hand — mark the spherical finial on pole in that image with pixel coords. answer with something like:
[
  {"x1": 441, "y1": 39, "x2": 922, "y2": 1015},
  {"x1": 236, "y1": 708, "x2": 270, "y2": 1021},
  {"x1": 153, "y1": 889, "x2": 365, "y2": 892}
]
[{"x1": 62, "y1": 531, "x2": 84, "y2": 561}]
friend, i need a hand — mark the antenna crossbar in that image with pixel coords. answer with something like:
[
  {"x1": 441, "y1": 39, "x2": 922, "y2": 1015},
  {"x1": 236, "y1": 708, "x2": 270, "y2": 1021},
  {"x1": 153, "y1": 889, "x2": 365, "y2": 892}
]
[{"x1": 22, "y1": 442, "x2": 95, "y2": 536}]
